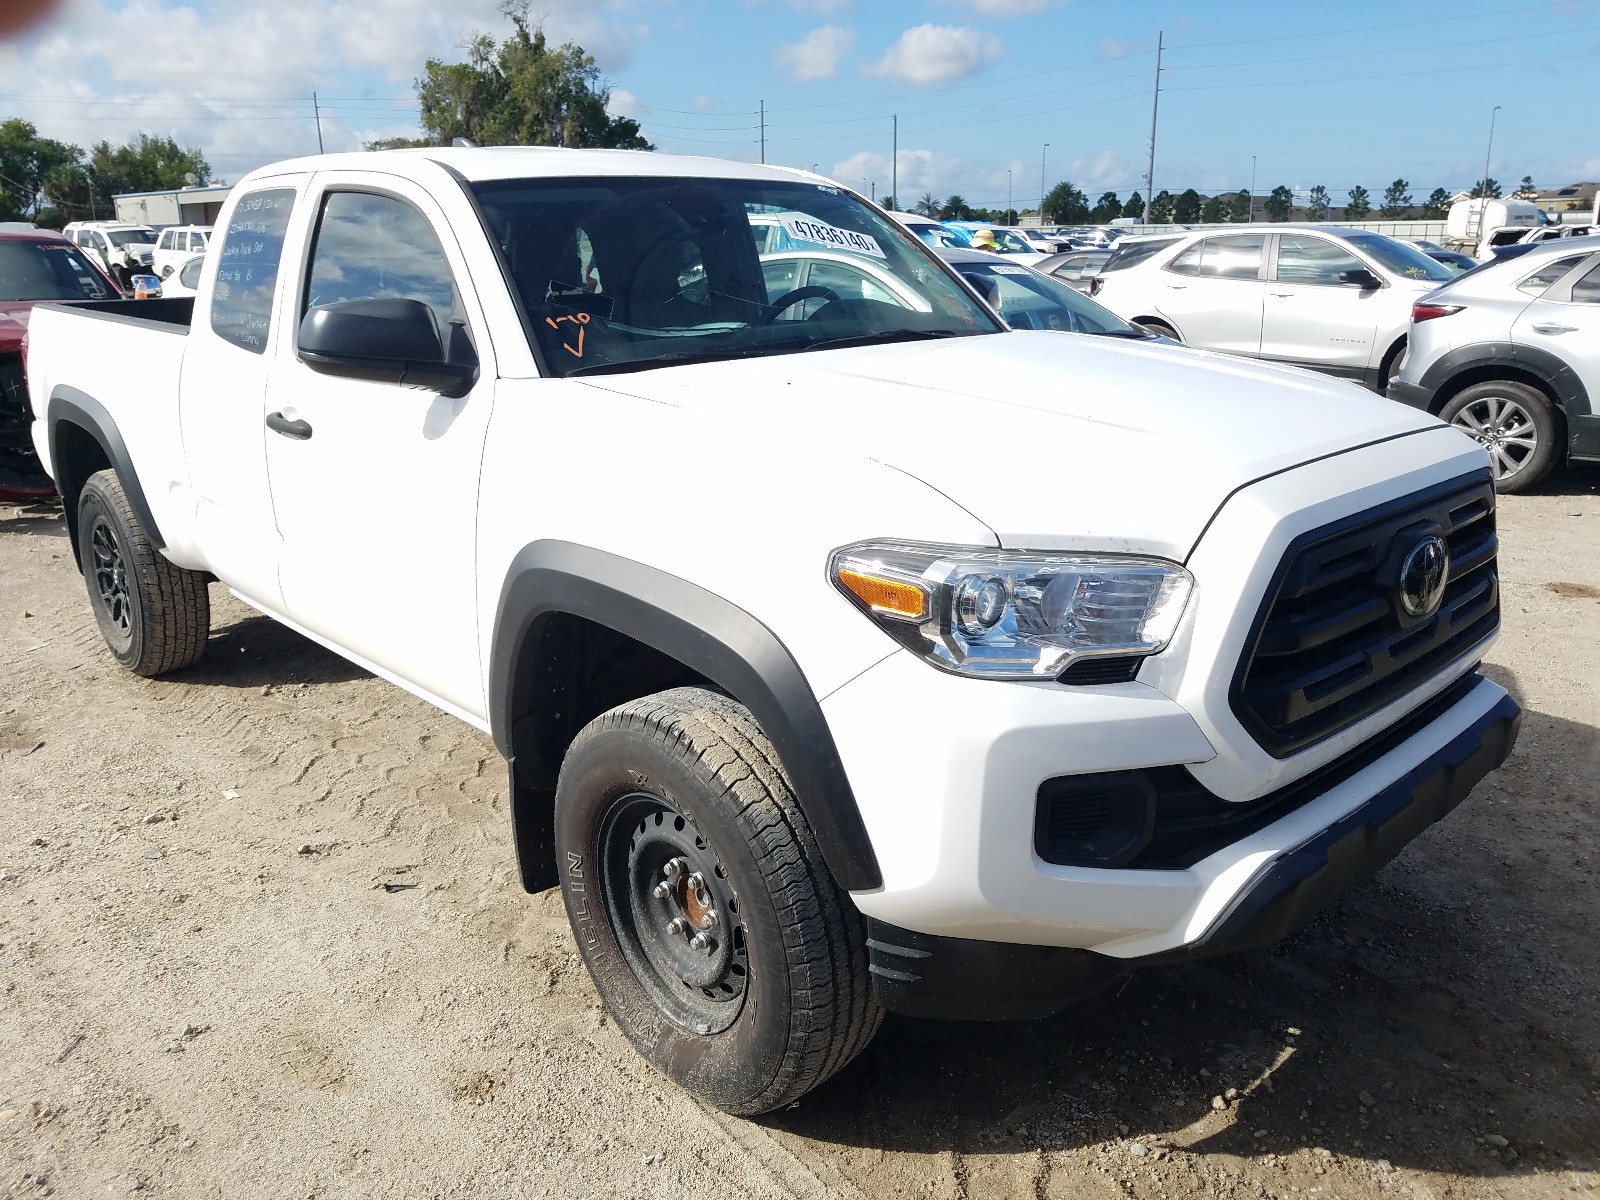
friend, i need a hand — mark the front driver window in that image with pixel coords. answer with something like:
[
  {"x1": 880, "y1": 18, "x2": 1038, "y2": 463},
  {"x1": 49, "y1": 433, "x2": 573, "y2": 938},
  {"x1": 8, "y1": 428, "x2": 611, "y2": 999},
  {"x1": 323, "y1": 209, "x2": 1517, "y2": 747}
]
[
  {"x1": 1275, "y1": 236, "x2": 1366, "y2": 286},
  {"x1": 304, "y1": 191, "x2": 459, "y2": 336}
]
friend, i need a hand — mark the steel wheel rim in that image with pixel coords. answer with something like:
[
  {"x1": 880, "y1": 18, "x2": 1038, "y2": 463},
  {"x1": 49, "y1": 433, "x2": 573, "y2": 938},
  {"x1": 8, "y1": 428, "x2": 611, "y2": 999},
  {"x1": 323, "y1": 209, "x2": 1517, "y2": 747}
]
[
  {"x1": 599, "y1": 791, "x2": 749, "y2": 1035},
  {"x1": 89, "y1": 516, "x2": 132, "y2": 635},
  {"x1": 1451, "y1": 395, "x2": 1538, "y2": 480}
]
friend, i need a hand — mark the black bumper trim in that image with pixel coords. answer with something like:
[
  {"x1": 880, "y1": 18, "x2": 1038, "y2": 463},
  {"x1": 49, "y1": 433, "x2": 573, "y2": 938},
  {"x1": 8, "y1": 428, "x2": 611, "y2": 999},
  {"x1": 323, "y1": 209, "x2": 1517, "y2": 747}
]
[
  {"x1": 1570, "y1": 412, "x2": 1600, "y2": 462},
  {"x1": 866, "y1": 687, "x2": 1520, "y2": 1021},
  {"x1": 1384, "y1": 378, "x2": 1431, "y2": 410}
]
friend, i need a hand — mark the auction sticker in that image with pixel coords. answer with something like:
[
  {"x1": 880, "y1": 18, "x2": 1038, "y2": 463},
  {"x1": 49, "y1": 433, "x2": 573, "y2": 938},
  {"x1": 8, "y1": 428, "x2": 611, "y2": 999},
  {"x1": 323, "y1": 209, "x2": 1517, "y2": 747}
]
[{"x1": 779, "y1": 214, "x2": 886, "y2": 258}]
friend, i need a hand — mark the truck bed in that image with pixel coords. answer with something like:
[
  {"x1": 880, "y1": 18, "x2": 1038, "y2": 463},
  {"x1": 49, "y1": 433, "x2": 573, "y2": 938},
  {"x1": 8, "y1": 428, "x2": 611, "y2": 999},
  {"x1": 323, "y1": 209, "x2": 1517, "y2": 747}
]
[{"x1": 34, "y1": 297, "x2": 194, "y2": 332}]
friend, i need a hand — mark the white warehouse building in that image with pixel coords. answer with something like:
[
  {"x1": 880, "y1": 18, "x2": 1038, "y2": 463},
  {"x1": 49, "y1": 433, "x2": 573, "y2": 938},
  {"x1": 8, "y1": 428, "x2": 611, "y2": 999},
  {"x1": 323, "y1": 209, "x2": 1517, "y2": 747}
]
[{"x1": 113, "y1": 183, "x2": 234, "y2": 228}]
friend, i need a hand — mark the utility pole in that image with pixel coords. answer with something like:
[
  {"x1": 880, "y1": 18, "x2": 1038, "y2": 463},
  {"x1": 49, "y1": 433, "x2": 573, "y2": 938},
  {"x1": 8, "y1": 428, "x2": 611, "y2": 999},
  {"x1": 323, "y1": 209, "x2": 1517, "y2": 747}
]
[
  {"x1": 1481, "y1": 104, "x2": 1501, "y2": 199},
  {"x1": 1008, "y1": 169, "x2": 1013, "y2": 223},
  {"x1": 1144, "y1": 31, "x2": 1162, "y2": 222},
  {"x1": 1250, "y1": 155, "x2": 1257, "y2": 221},
  {"x1": 313, "y1": 91, "x2": 325, "y2": 154},
  {"x1": 759, "y1": 100, "x2": 765, "y2": 165},
  {"x1": 1040, "y1": 142, "x2": 1050, "y2": 225},
  {"x1": 891, "y1": 113, "x2": 898, "y2": 209}
]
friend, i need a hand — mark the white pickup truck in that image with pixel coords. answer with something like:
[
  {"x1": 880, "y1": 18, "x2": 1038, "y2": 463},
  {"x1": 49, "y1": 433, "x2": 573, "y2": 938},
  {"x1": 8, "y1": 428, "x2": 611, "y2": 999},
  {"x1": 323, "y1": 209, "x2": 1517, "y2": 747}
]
[{"x1": 26, "y1": 148, "x2": 1519, "y2": 1115}]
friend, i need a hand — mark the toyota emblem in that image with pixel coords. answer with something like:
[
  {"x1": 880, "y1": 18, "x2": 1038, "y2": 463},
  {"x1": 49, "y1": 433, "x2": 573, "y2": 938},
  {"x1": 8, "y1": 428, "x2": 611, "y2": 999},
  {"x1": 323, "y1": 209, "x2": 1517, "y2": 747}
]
[{"x1": 1398, "y1": 535, "x2": 1450, "y2": 618}]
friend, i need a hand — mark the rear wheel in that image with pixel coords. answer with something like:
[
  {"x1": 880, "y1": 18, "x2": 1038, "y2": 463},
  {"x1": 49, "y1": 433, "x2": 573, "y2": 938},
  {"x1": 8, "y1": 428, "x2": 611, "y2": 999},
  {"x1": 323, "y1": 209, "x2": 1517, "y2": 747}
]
[
  {"x1": 76, "y1": 469, "x2": 210, "y2": 675},
  {"x1": 554, "y1": 686, "x2": 880, "y2": 1115},
  {"x1": 1439, "y1": 380, "x2": 1558, "y2": 494}
]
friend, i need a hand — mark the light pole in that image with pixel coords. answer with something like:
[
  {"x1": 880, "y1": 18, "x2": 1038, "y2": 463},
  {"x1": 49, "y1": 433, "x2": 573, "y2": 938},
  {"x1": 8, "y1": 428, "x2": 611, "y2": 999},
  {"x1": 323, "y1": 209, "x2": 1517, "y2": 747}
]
[
  {"x1": 1482, "y1": 105, "x2": 1501, "y2": 199},
  {"x1": 1249, "y1": 155, "x2": 1257, "y2": 221},
  {"x1": 1007, "y1": 169, "x2": 1013, "y2": 223},
  {"x1": 1040, "y1": 143, "x2": 1050, "y2": 226}
]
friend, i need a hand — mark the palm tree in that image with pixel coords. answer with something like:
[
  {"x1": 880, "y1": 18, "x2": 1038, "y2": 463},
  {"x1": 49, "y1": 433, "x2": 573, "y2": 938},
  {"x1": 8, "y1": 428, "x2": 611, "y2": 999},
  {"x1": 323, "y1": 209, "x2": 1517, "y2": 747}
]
[
  {"x1": 940, "y1": 194, "x2": 971, "y2": 220},
  {"x1": 914, "y1": 192, "x2": 939, "y2": 217}
]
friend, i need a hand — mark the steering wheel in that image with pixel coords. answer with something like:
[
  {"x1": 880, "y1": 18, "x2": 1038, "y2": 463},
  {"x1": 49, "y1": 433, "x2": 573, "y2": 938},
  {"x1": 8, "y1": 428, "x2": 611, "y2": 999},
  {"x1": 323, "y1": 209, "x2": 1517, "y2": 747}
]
[{"x1": 763, "y1": 285, "x2": 841, "y2": 322}]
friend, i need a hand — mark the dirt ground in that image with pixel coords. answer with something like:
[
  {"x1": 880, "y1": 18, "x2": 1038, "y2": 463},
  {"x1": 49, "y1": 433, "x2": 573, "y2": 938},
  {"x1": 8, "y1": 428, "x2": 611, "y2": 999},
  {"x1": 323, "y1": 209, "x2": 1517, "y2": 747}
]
[{"x1": 3, "y1": 468, "x2": 1599, "y2": 1200}]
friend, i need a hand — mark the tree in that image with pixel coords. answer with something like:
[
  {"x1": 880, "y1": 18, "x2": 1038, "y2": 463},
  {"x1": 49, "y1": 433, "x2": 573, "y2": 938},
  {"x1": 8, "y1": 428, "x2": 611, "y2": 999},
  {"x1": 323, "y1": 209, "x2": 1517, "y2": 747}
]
[
  {"x1": 415, "y1": 1, "x2": 650, "y2": 149},
  {"x1": 940, "y1": 194, "x2": 972, "y2": 220},
  {"x1": 365, "y1": 136, "x2": 434, "y2": 151},
  {"x1": 1345, "y1": 185, "x2": 1372, "y2": 220},
  {"x1": 913, "y1": 192, "x2": 939, "y2": 217},
  {"x1": 1041, "y1": 180, "x2": 1089, "y2": 224},
  {"x1": 1090, "y1": 190, "x2": 1121, "y2": 223},
  {"x1": 1000, "y1": 207, "x2": 1019, "y2": 226},
  {"x1": 1305, "y1": 184, "x2": 1330, "y2": 221},
  {"x1": 1122, "y1": 191, "x2": 1144, "y2": 220},
  {"x1": 0, "y1": 118, "x2": 81, "y2": 217},
  {"x1": 1380, "y1": 178, "x2": 1412, "y2": 218},
  {"x1": 1148, "y1": 189, "x2": 1173, "y2": 222},
  {"x1": 1227, "y1": 190, "x2": 1250, "y2": 222},
  {"x1": 1200, "y1": 195, "x2": 1227, "y2": 223},
  {"x1": 879, "y1": 194, "x2": 897, "y2": 212},
  {"x1": 1514, "y1": 175, "x2": 1537, "y2": 199},
  {"x1": 1265, "y1": 184, "x2": 1294, "y2": 221},
  {"x1": 1173, "y1": 188, "x2": 1201, "y2": 224},
  {"x1": 1471, "y1": 177, "x2": 1501, "y2": 198},
  {"x1": 1420, "y1": 187, "x2": 1451, "y2": 219}
]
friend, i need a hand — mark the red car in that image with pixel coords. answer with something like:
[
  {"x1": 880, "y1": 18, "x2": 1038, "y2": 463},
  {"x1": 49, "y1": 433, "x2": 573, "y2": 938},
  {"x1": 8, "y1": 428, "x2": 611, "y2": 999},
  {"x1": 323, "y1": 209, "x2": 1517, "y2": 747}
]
[{"x1": 1, "y1": 228, "x2": 122, "y2": 501}]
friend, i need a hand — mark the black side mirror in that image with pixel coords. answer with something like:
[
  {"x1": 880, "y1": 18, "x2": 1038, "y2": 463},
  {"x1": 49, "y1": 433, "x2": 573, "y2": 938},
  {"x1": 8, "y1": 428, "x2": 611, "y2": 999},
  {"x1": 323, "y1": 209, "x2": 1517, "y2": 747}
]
[
  {"x1": 1339, "y1": 267, "x2": 1381, "y2": 289},
  {"x1": 298, "y1": 297, "x2": 478, "y2": 397}
]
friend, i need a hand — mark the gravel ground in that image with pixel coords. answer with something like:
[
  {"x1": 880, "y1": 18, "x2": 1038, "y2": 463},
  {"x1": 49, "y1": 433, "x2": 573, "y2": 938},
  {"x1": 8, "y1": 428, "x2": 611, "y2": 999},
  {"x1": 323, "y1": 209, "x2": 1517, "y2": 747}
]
[{"x1": 2, "y1": 469, "x2": 1598, "y2": 1200}]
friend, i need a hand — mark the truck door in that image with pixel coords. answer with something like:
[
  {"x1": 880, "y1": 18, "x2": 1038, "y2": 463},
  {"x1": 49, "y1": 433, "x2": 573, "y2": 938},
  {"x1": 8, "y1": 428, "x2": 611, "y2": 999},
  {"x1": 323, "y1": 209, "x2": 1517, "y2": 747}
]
[
  {"x1": 177, "y1": 181, "x2": 306, "y2": 610},
  {"x1": 261, "y1": 178, "x2": 496, "y2": 721}
]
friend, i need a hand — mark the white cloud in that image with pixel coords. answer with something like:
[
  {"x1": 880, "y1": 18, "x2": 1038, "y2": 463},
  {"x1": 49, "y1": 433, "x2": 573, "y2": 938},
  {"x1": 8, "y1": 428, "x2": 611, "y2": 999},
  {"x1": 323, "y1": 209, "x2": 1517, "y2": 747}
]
[
  {"x1": 827, "y1": 148, "x2": 966, "y2": 200},
  {"x1": 773, "y1": 25, "x2": 856, "y2": 82},
  {"x1": 944, "y1": 0, "x2": 1065, "y2": 15},
  {"x1": 861, "y1": 24, "x2": 1003, "y2": 86},
  {"x1": 607, "y1": 88, "x2": 649, "y2": 120},
  {"x1": 0, "y1": 0, "x2": 650, "y2": 181}
]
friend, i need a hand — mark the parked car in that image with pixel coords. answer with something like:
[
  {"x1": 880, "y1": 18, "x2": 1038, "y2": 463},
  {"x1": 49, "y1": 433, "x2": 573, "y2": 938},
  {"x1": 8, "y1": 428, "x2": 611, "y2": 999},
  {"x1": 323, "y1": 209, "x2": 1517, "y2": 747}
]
[
  {"x1": 152, "y1": 254, "x2": 205, "y2": 298},
  {"x1": 1009, "y1": 227, "x2": 1074, "y2": 253},
  {"x1": 1091, "y1": 226, "x2": 1456, "y2": 390},
  {"x1": 0, "y1": 229, "x2": 120, "y2": 500},
  {"x1": 944, "y1": 223, "x2": 1052, "y2": 264},
  {"x1": 152, "y1": 224, "x2": 212, "y2": 278},
  {"x1": 1035, "y1": 248, "x2": 1112, "y2": 293},
  {"x1": 886, "y1": 211, "x2": 967, "y2": 248},
  {"x1": 1387, "y1": 235, "x2": 1600, "y2": 492},
  {"x1": 27, "y1": 147, "x2": 1518, "y2": 1115},
  {"x1": 936, "y1": 247, "x2": 1165, "y2": 339},
  {"x1": 758, "y1": 249, "x2": 928, "y2": 318},
  {"x1": 1422, "y1": 248, "x2": 1478, "y2": 274},
  {"x1": 62, "y1": 220, "x2": 157, "y2": 286}
]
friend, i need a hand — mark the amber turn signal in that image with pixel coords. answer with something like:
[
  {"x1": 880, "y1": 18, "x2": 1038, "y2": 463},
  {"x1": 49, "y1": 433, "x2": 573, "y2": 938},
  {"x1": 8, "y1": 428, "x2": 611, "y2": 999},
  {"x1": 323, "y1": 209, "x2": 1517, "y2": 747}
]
[{"x1": 837, "y1": 569, "x2": 926, "y2": 620}]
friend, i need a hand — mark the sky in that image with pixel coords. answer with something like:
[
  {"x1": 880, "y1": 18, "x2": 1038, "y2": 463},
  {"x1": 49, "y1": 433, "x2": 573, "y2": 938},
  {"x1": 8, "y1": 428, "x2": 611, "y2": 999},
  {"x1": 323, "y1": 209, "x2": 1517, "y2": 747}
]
[{"x1": 2, "y1": 0, "x2": 1599, "y2": 210}]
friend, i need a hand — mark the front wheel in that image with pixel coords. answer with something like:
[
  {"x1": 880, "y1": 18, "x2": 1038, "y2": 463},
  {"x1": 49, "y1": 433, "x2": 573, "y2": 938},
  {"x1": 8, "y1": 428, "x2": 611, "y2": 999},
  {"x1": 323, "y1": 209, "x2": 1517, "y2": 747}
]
[
  {"x1": 554, "y1": 687, "x2": 880, "y2": 1115},
  {"x1": 1439, "y1": 381, "x2": 1558, "y2": 494},
  {"x1": 1136, "y1": 318, "x2": 1180, "y2": 341}
]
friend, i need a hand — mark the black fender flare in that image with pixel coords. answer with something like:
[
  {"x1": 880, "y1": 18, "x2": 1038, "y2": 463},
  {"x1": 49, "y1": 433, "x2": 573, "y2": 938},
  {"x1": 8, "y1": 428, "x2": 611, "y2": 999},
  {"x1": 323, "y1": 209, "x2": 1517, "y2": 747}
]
[
  {"x1": 1416, "y1": 341, "x2": 1591, "y2": 419},
  {"x1": 48, "y1": 384, "x2": 165, "y2": 554},
  {"x1": 489, "y1": 540, "x2": 883, "y2": 893}
]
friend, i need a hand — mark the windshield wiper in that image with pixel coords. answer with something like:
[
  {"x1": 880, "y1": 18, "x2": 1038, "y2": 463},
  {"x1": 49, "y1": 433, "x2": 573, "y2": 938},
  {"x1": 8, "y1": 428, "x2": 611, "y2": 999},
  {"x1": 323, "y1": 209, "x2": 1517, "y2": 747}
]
[
  {"x1": 1091, "y1": 328, "x2": 1156, "y2": 338},
  {"x1": 798, "y1": 329, "x2": 974, "y2": 353}
]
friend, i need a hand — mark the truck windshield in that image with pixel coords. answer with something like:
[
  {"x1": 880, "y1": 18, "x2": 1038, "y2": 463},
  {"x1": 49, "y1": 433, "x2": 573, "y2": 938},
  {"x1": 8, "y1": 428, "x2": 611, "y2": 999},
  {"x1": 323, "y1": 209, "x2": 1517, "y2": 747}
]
[
  {"x1": 109, "y1": 229, "x2": 157, "y2": 247},
  {"x1": 0, "y1": 239, "x2": 116, "y2": 301},
  {"x1": 471, "y1": 176, "x2": 1002, "y2": 377}
]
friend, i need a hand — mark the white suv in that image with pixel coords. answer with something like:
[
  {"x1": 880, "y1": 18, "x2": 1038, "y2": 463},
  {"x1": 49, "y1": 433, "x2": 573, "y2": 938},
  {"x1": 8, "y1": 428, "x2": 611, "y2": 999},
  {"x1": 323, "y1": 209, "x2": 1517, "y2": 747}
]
[
  {"x1": 1092, "y1": 227, "x2": 1457, "y2": 390},
  {"x1": 62, "y1": 220, "x2": 157, "y2": 286},
  {"x1": 1387, "y1": 235, "x2": 1600, "y2": 492},
  {"x1": 153, "y1": 224, "x2": 212, "y2": 278}
]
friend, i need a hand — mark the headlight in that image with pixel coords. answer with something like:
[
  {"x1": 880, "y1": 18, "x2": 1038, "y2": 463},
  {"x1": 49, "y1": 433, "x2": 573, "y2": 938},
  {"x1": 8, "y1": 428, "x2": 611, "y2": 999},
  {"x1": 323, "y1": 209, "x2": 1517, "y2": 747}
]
[{"x1": 830, "y1": 541, "x2": 1193, "y2": 680}]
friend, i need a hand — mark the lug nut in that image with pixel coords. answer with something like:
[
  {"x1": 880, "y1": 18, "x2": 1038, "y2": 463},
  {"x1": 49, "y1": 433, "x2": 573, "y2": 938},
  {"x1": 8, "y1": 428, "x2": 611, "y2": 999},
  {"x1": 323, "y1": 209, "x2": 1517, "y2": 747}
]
[
  {"x1": 689, "y1": 932, "x2": 714, "y2": 951},
  {"x1": 668, "y1": 918, "x2": 688, "y2": 936},
  {"x1": 663, "y1": 859, "x2": 683, "y2": 880},
  {"x1": 652, "y1": 881, "x2": 672, "y2": 899},
  {"x1": 702, "y1": 909, "x2": 719, "y2": 929}
]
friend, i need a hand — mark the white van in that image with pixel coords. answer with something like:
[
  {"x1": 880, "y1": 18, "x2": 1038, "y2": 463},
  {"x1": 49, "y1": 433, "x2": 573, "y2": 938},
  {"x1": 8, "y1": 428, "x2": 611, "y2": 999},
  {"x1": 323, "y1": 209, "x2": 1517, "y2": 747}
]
[{"x1": 62, "y1": 221, "x2": 158, "y2": 284}]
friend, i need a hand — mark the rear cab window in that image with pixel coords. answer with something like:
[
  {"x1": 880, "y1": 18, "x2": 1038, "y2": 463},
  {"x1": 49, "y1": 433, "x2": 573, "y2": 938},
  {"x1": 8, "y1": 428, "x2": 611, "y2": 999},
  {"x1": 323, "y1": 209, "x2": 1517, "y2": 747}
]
[{"x1": 210, "y1": 188, "x2": 297, "y2": 354}]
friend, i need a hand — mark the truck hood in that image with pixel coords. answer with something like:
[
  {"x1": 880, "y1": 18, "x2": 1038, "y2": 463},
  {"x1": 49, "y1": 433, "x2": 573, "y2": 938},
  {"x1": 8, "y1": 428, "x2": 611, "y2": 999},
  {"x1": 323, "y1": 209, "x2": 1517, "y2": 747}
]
[{"x1": 577, "y1": 331, "x2": 1442, "y2": 560}]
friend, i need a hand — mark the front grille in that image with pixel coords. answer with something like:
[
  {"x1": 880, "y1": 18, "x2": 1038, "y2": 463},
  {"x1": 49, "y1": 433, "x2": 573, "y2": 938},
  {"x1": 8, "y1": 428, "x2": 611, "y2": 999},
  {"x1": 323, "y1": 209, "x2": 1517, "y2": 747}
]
[{"x1": 1232, "y1": 472, "x2": 1499, "y2": 757}]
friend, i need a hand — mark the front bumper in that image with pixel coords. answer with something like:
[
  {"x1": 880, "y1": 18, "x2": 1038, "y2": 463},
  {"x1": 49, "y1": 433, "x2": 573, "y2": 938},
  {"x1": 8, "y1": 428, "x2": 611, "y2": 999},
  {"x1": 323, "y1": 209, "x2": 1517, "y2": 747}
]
[{"x1": 867, "y1": 686, "x2": 1519, "y2": 1019}]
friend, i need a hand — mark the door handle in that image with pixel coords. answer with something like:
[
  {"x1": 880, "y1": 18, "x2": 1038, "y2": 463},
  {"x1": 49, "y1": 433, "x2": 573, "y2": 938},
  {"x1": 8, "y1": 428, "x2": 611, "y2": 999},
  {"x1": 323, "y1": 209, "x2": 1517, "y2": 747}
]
[
  {"x1": 1530, "y1": 322, "x2": 1577, "y2": 334},
  {"x1": 1269, "y1": 292, "x2": 1293, "y2": 298},
  {"x1": 266, "y1": 411, "x2": 313, "y2": 440}
]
